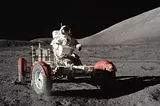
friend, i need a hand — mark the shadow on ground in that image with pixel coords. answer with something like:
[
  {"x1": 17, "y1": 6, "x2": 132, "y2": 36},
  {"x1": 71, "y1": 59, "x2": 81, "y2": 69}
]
[{"x1": 51, "y1": 76, "x2": 160, "y2": 99}]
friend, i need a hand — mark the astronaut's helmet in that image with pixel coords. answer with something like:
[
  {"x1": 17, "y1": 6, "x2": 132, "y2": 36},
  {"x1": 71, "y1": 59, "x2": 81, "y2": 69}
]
[{"x1": 60, "y1": 25, "x2": 72, "y2": 36}]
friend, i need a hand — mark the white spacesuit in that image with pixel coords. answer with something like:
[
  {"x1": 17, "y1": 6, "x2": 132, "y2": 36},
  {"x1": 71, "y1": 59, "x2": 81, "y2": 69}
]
[{"x1": 50, "y1": 25, "x2": 82, "y2": 65}]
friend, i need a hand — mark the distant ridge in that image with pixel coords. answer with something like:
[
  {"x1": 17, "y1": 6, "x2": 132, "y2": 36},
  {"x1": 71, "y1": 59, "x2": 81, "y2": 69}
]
[
  {"x1": 0, "y1": 39, "x2": 30, "y2": 47},
  {"x1": 78, "y1": 7, "x2": 160, "y2": 45}
]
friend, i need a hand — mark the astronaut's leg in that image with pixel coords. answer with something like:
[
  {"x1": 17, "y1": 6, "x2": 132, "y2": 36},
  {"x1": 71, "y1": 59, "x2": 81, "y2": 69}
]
[
  {"x1": 52, "y1": 47, "x2": 60, "y2": 65},
  {"x1": 53, "y1": 51, "x2": 58, "y2": 65}
]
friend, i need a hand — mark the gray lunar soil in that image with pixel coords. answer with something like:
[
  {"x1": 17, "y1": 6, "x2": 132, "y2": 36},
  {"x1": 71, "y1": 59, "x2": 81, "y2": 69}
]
[
  {"x1": 1, "y1": 7, "x2": 160, "y2": 106},
  {"x1": 0, "y1": 43, "x2": 160, "y2": 106}
]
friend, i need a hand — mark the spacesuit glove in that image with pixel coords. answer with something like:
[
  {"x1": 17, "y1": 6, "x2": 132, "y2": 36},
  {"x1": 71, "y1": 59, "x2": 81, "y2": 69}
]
[
  {"x1": 78, "y1": 47, "x2": 81, "y2": 51},
  {"x1": 76, "y1": 44, "x2": 82, "y2": 51}
]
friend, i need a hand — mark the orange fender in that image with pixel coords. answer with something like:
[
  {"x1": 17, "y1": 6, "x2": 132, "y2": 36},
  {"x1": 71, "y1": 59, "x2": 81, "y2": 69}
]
[
  {"x1": 31, "y1": 61, "x2": 51, "y2": 80},
  {"x1": 94, "y1": 60, "x2": 114, "y2": 72},
  {"x1": 18, "y1": 58, "x2": 27, "y2": 74},
  {"x1": 38, "y1": 62, "x2": 51, "y2": 76}
]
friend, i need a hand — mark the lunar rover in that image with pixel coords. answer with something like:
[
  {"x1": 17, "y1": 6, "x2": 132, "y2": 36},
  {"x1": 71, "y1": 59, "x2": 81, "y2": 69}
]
[{"x1": 17, "y1": 42, "x2": 117, "y2": 95}]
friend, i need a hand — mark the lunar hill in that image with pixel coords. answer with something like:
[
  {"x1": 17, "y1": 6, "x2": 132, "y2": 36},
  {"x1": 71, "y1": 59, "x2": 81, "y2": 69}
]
[{"x1": 78, "y1": 7, "x2": 160, "y2": 45}]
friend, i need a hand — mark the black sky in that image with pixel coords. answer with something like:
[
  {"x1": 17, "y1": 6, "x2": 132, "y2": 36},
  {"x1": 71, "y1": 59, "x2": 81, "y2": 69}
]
[{"x1": 1, "y1": 0, "x2": 160, "y2": 40}]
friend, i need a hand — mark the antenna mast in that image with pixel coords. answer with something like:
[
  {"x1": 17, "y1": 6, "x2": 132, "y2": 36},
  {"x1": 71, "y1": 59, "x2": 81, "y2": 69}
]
[{"x1": 60, "y1": 23, "x2": 63, "y2": 27}]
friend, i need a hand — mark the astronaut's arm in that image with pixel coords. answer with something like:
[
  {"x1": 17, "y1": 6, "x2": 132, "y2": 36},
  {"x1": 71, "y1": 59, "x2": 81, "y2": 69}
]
[
  {"x1": 72, "y1": 38, "x2": 82, "y2": 51},
  {"x1": 50, "y1": 37, "x2": 61, "y2": 48}
]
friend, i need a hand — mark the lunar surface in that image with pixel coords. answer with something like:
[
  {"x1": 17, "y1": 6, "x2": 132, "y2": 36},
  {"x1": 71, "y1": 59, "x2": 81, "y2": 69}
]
[{"x1": 1, "y1": 7, "x2": 160, "y2": 106}]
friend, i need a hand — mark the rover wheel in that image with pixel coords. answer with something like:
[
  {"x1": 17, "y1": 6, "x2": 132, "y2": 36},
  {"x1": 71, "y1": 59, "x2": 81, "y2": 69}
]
[
  {"x1": 31, "y1": 62, "x2": 52, "y2": 95},
  {"x1": 18, "y1": 58, "x2": 27, "y2": 83},
  {"x1": 91, "y1": 70, "x2": 116, "y2": 90},
  {"x1": 92, "y1": 60, "x2": 116, "y2": 90}
]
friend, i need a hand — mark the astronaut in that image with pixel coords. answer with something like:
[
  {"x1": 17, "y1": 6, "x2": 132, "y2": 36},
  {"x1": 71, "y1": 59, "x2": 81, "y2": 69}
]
[{"x1": 50, "y1": 25, "x2": 82, "y2": 65}]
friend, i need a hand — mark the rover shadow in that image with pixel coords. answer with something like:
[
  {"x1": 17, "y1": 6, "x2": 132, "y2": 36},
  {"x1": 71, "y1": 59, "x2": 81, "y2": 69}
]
[{"x1": 51, "y1": 76, "x2": 160, "y2": 99}]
